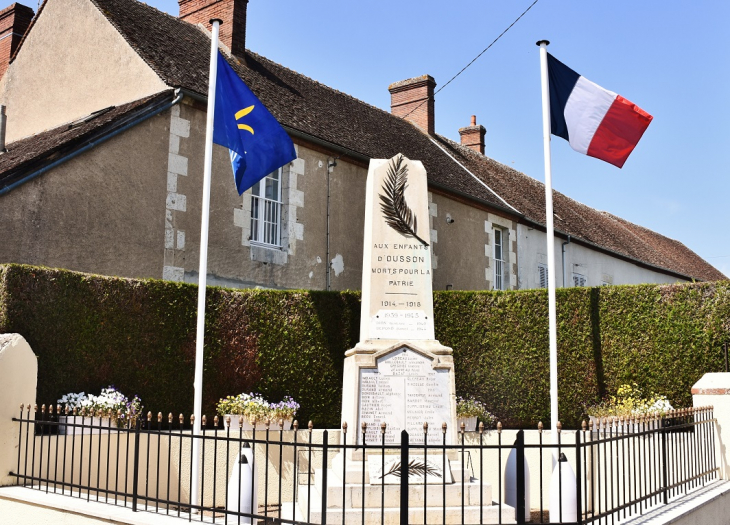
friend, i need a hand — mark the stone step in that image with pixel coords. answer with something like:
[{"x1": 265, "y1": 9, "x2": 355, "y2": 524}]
[
  {"x1": 330, "y1": 454, "x2": 472, "y2": 484},
  {"x1": 283, "y1": 498, "x2": 516, "y2": 525},
  {"x1": 302, "y1": 469, "x2": 492, "y2": 509}
]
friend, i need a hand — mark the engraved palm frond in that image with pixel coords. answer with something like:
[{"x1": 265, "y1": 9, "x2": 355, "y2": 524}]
[
  {"x1": 378, "y1": 460, "x2": 442, "y2": 479},
  {"x1": 379, "y1": 155, "x2": 429, "y2": 247}
]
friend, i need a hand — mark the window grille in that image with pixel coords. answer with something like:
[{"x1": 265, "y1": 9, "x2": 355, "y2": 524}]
[
  {"x1": 493, "y1": 228, "x2": 508, "y2": 290},
  {"x1": 250, "y1": 168, "x2": 282, "y2": 247}
]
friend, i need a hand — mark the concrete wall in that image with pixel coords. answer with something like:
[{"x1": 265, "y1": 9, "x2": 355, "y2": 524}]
[
  {"x1": 0, "y1": 334, "x2": 37, "y2": 487},
  {"x1": 0, "y1": 0, "x2": 167, "y2": 142},
  {"x1": 161, "y1": 100, "x2": 368, "y2": 291},
  {"x1": 16, "y1": 426, "x2": 339, "y2": 508},
  {"x1": 429, "y1": 192, "x2": 518, "y2": 292},
  {"x1": 0, "y1": 107, "x2": 170, "y2": 279},
  {"x1": 517, "y1": 223, "x2": 688, "y2": 289}
]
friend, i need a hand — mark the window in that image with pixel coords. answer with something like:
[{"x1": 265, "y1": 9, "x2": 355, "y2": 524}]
[
  {"x1": 493, "y1": 227, "x2": 509, "y2": 290},
  {"x1": 250, "y1": 168, "x2": 282, "y2": 247},
  {"x1": 538, "y1": 263, "x2": 548, "y2": 289},
  {"x1": 572, "y1": 272, "x2": 587, "y2": 287}
]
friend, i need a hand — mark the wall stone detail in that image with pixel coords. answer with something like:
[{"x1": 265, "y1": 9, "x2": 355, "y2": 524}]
[
  {"x1": 484, "y1": 214, "x2": 517, "y2": 290},
  {"x1": 428, "y1": 192, "x2": 438, "y2": 270},
  {"x1": 233, "y1": 148, "x2": 304, "y2": 266},
  {"x1": 162, "y1": 104, "x2": 190, "y2": 281}
]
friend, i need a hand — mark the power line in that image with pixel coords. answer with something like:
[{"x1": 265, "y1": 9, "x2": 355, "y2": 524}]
[{"x1": 401, "y1": 0, "x2": 541, "y2": 121}]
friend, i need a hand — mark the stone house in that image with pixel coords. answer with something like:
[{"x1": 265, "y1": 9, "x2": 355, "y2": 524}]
[{"x1": 0, "y1": 0, "x2": 724, "y2": 291}]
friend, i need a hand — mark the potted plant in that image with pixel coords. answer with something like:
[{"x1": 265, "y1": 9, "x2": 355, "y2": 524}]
[
  {"x1": 456, "y1": 396, "x2": 495, "y2": 432},
  {"x1": 270, "y1": 396, "x2": 299, "y2": 429},
  {"x1": 587, "y1": 383, "x2": 673, "y2": 432},
  {"x1": 217, "y1": 393, "x2": 298, "y2": 431},
  {"x1": 57, "y1": 386, "x2": 143, "y2": 434}
]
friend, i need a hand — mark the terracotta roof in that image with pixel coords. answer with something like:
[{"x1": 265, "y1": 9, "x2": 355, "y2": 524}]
[
  {"x1": 7, "y1": 0, "x2": 725, "y2": 282},
  {"x1": 0, "y1": 90, "x2": 174, "y2": 190}
]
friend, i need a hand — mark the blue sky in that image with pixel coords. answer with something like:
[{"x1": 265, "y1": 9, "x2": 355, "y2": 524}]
[{"x1": 148, "y1": 0, "x2": 730, "y2": 278}]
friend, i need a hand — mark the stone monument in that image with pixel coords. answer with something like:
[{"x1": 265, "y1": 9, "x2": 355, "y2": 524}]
[
  {"x1": 283, "y1": 155, "x2": 512, "y2": 523},
  {"x1": 340, "y1": 153, "x2": 457, "y2": 446}
]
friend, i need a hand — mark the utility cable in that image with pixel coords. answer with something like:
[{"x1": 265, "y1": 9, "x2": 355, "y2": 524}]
[{"x1": 401, "y1": 0, "x2": 541, "y2": 120}]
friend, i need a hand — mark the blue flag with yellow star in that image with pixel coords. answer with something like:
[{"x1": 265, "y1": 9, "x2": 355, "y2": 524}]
[{"x1": 213, "y1": 51, "x2": 296, "y2": 195}]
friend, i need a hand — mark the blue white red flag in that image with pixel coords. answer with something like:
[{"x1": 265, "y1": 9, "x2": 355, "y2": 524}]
[{"x1": 547, "y1": 53, "x2": 652, "y2": 168}]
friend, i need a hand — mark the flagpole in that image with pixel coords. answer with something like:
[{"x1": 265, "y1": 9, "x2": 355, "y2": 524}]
[
  {"x1": 191, "y1": 17, "x2": 223, "y2": 512},
  {"x1": 537, "y1": 40, "x2": 559, "y2": 455}
]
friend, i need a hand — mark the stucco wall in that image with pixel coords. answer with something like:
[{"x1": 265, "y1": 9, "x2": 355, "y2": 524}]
[
  {"x1": 0, "y1": 0, "x2": 167, "y2": 142},
  {"x1": 429, "y1": 192, "x2": 518, "y2": 292},
  {"x1": 0, "y1": 108, "x2": 170, "y2": 279},
  {"x1": 516, "y1": 223, "x2": 687, "y2": 289},
  {"x1": 165, "y1": 100, "x2": 367, "y2": 291}
]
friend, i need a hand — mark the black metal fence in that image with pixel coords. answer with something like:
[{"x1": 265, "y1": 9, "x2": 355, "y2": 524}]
[{"x1": 10, "y1": 406, "x2": 718, "y2": 524}]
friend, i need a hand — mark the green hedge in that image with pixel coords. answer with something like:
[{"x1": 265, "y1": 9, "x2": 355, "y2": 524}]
[{"x1": 1, "y1": 264, "x2": 728, "y2": 428}]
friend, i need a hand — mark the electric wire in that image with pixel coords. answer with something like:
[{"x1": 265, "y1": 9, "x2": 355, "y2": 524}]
[{"x1": 401, "y1": 0, "x2": 541, "y2": 121}]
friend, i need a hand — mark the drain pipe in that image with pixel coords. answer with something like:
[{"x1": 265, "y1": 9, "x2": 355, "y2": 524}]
[
  {"x1": 561, "y1": 234, "x2": 571, "y2": 288},
  {"x1": 326, "y1": 157, "x2": 339, "y2": 291},
  {"x1": 0, "y1": 106, "x2": 7, "y2": 153},
  {"x1": 0, "y1": 89, "x2": 184, "y2": 196}
]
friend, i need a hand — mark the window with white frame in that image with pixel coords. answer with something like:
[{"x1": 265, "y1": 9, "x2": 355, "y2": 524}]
[
  {"x1": 250, "y1": 168, "x2": 282, "y2": 247},
  {"x1": 493, "y1": 227, "x2": 509, "y2": 290},
  {"x1": 538, "y1": 263, "x2": 548, "y2": 289},
  {"x1": 572, "y1": 272, "x2": 587, "y2": 287}
]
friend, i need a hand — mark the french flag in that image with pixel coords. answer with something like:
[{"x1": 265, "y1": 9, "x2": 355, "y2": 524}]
[{"x1": 547, "y1": 53, "x2": 653, "y2": 168}]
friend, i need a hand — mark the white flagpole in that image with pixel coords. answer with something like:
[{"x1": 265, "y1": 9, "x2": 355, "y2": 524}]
[
  {"x1": 191, "y1": 17, "x2": 223, "y2": 512},
  {"x1": 537, "y1": 40, "x2": 559, "y2": 454}
]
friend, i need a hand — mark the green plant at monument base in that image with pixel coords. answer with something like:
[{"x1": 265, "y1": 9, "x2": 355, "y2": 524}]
[
  {"x1": 2, "y1": 264, "x2": 729, "y2": 430},
  {"x1": 587, "y1": 383, "x2": 674, "y2": 419},
  {"x1": 456, "y1": 396, "x2": 496, "y2": 428}
]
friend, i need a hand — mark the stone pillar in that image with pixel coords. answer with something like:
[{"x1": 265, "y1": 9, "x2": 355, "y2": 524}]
[
  {"x1": 0, "y1": 334, "x2": 37, "y2": 486},
  {"x1": 692, "y1": 373, "x2": 730, "y2": 480}
]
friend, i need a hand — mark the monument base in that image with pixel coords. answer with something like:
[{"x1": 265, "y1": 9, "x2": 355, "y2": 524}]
[
  {"x1": 341, "y1": 339, "x2": 458, "y2": 447},
  {"x1": 282, "y1": 451, "x2": 514, "y2": 524}
]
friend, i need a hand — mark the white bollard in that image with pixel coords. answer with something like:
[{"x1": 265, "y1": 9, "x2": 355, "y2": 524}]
[
  {"x1": 227, "y1": 442, "x2": 258, "y2": 524},
  {"x1": 504, "y1": 445, "x2": 531, "y2": 522},
  {"x1": 549, "y1": 453, "x2": 577, "y2": 523}
]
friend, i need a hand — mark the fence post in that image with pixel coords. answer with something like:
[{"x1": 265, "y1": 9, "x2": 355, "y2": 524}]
[
  {"x1": 516, "y1": 429, "x2": 526, "y2": 524},
  {"x1": 400, "y1": 430, "x2": 408, "y2": 525},
  {"x1": 322, "y1": 429, "x2": 328, "y2": 525},
  {"x1": 575, "y1": 430, "x2": 582, "y2": 525},
  {"x1": 132, "y1": 419, "x2": 141, "y2": 512},
  {"x1": 661, "y1": 418, "x2": 669, "y2": 505}
]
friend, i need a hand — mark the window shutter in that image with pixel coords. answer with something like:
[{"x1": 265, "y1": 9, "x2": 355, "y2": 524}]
[
  {"x1": 572, "y1": 273, "x2": 587, "y2": 287},
  {"x1": 538, "y1": 264, "x2": 548, "y2": 288}
]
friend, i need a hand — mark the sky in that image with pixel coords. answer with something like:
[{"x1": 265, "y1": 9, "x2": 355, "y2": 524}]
[{"x1": 147, "y1": 0, "x2": 730, "y2": 277}]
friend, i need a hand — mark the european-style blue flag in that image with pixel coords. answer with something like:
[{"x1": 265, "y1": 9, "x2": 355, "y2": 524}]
[{"x1": 213, "y1": 52, "x2": 296, "y2": 195}]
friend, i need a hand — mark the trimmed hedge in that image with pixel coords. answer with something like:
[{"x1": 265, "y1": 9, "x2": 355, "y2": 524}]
[
  {"x1": 1, "y1": 264, "x2": 728, "y2": 428},
  {"x1": 0, "y1": 264, "x2": 359, "y2": 427}
]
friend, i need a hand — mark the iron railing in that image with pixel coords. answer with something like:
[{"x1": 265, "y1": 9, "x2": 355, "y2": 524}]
[{"x1": 11, "y1": 406, "x2": 718, "y2": 524}]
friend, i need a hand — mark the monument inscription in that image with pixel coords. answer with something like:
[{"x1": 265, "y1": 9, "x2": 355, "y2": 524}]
[
  {"x1": 361, "y1": 155, "x2": 435, "y2": 341},
  {"x1": 341, "y1": 153, "x2": 457, "y2": 447},
  {"x1": 358, "y1": 347, "x2": 451, "y2": 445}
]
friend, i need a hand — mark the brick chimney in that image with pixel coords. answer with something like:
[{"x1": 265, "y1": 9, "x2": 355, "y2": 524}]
[
  {"x1": 459, "y1": 115, "x2": 486, "y2": 154},
  {"x1": 179, "y1": 0, "x2": 249, "y2": 57},
  {"x1": 0, "y1": 3, "x2": 33, "y2": 79},
  {"x1": 388, "y1": 75, "x2": 436, "y2": 135}
]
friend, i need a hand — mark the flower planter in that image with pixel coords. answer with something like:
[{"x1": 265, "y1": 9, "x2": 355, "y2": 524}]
[
  {"x1": 457, "y1": 416, "x2": 478, "y2": 432},
  {"x1": 223, "y1": 415, "x2": 293, "y2": 431},
  {"x1": 57, "y1": 416, "x2": 114, "y2": 435},
  {"x1": 588, "y1": 415, "x2": 659, "y2": 434}
]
